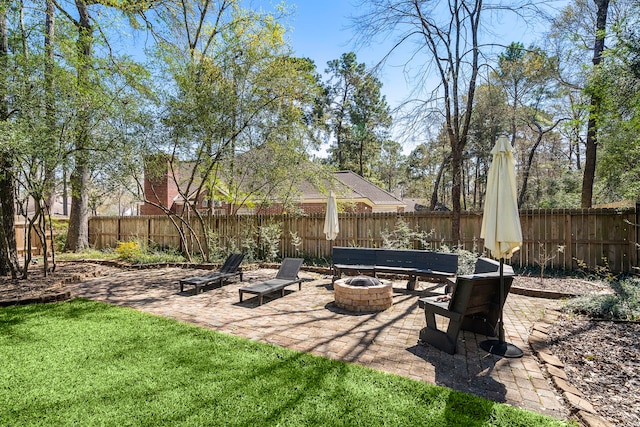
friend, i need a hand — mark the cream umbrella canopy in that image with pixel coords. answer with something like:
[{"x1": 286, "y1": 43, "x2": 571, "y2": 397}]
[
  {"x1": 479, "y1": 135, "x2": 523, "y2": 358},
  {"x1": 323, "y1": 191, "x2": 339, "y2": 241},
  {"x1": 481, "y1": 135, "x2": 522, "y2": 259}
]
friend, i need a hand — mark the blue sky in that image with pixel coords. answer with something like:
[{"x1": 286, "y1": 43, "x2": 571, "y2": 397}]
[
  {"x1": 256, "y1": 1, "x2": 566, "y2": 109},
  {"x1": 279, "y1": 1, "x2": 412, "y2": 106},
  {"x1": 250, "y1": 0, "x2": 567, "y2": 154}
]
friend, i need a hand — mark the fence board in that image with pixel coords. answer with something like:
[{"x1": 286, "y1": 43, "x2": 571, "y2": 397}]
[{"x1": 88, "y1": 206, "x2": 639, "y2": 273}]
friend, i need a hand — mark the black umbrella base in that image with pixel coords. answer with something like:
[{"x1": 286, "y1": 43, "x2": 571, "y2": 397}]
[{"x1": 480, "y1": 339, "x2": 524, "y2": 358}]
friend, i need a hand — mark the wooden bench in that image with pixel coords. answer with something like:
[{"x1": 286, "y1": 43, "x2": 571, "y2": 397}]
[
  {"x1": 418, "y1": 273, "x2": 514, "y2": 354},
  {"x1": 331, "y1": 247, "x2": 458, "y2": 290}
]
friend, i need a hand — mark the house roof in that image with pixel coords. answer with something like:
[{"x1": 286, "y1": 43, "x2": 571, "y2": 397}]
[
  {"x1": 299, "y1": 170, "x2": 406, "y2": 208},
  {"x1": 146, "y1": 151, "x2": 405, "y2": 210}
]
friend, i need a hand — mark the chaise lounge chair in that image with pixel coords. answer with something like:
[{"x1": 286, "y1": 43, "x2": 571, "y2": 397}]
[
  {"x1": 238, "y1": 258, "x2": 304, "y2": 306},
  {"x1": 180, "y1": 253, "x2": 245, "y2": 294}
]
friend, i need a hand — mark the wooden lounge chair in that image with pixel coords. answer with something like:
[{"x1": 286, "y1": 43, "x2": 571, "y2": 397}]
[
  {"x1": 238, "y1": 258, "x2": 304, "y2": 306},
  {"x1": 418, "y1": 274, "x2": 513, "y2": 354},
  {"x1": 179, "y1": 253, "x2": 244, "y2": 294}
]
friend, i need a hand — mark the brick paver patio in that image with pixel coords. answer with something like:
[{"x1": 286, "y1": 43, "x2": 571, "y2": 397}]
[{"x1": 69, "y1": 266, "x2": 569, "y2": 420}]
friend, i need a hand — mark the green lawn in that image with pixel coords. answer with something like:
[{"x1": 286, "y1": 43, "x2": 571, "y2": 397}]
[{"x1": 0, "y1": 300, "x2": 572, "y2": 427}]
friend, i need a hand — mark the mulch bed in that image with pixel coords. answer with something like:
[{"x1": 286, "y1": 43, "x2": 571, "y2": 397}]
[
  {"x1": 0, "y1": 262, "x2": 118, "y2": 306},
  {"x1": 1, "y1": 262, "x2": 636, "y2": 426},
  {"x1": 547, "y1": 317, "x2": 640, "y2": 427}
]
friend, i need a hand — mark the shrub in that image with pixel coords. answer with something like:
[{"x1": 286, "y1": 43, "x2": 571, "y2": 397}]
[
  {"x1": 115, "y1": 240, "x2": 187, "y2": 264},
  {"x1": 116, "y1": 241, "x2": 144, "y2": 262},
  {"x1": 259, "y1": 223, "x2": 282, "y2": 262},
  {"x1": 564, "y1": 276, "x2": 640, "y2": 321},
  {"x1": 438, "y1": 243, "x2": 479, "y2": 276},
  {"x1": 380, "y1": 219, "x2": 436, "y2": 250}
]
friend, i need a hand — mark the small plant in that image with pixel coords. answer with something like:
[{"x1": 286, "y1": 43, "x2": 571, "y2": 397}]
[
  {"x1": 290, "y1": 231, "x2": 302, "y2": 255},
  {"x1": 380, "y1": 219, "x2": 436, "y2": 250},
  {"x1": 536, "y1": 243, "x2": 565, "y2": 283},
  {"x1": 573, "y1": 256, "x2": 615, "y2": 281},
  {"x1": 564, "y1": 276, "x2": 640, "y2": 321},
  {"x1": 232, "y1": 224, "x2": 258, "y2": 262},
  {"x1": 205, "y1": 228, "x2": 225, "y2": 262},
  {"x1": 439, "y1": 243, "x2": 479, "y2": 275},
  {"x1": 381, "y1": 218, "x2": 413, "y2": 249},
  {"x1": 259, "y1": 223, "x2": 281, "y2": 262},
  {"x1": 116, "y1": 240, "x2": 144, "y2": 262},
  {"x1": 114, "y1": 240, "x2": 187, "y2": 264}
]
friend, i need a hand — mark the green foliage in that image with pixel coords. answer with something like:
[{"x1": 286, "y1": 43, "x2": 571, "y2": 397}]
[
  {"x1": 259, "y1": 222, "x2": 282, "y2": 262},
  {"x1": 289, "y1": 231, "x2": 302, "y2": 255},
  {"x1": 114, "y1": 240, "x2": 187, "y2": 264},
  {"x1": 116, "y1": 240, "x2": 143, "y2": 262},
  {"x1": 573, "y1": 257, "x2": 615, "y2": 282},
  {"x1": 438, "y1": 243, "x2": 480, "y2": 276},
  {"x1": 229, "y1": 224, "x2": 258, "y2": 262},
  {"x1": 322, "y1": 52, "x2": 392, "y2": 179},
  {"x1": 538, "y1": 170, "x2": 582, "y2": 209},
  {"x1": 564, "y1": 277, "x2": 640, "y2": 321},
  {"x1": 57, "y1": 248, "x2": 118, "y2": 261},
  {"x1": 380, "y1": 219, "x2": 436, "y2": 250},
  {"x1": 380, "y1": 218, "x2": 413, "y2": 249},
  {"x1": 205, "y1": 229, "x2": 226, "y2": 263},
  {"x1": 52, "y1": 220, "x2": 69, "y2": 253},
  {"x1": 0, "y1": 300, "x2": 572, "y2": 427}
]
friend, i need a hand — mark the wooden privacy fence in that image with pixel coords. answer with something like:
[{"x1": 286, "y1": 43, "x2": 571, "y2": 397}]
[
  {"x1": 89, "y1": 205, "x2": 640, "y2": 273},
  {"x1": 14, "y1": 220, "x2": 52, "y2": 257}
]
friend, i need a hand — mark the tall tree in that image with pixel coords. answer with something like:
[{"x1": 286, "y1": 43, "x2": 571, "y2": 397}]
[
  {"x1": 581, "y1": 0, "x2": 610, "y2": 207},
  {"x1": 136, "y1": 0, "x2": 323, "y2": 260},
  {"x1": 348, "y1": 65, "x2": 392, "y2": 177},
  {"x1": 0, "y1": 0, "x2": 19, "y2": 277},
  {"x1": 62, "y1": 0, "x2": 93, "y2": 251},
  {"x1": 493, "y1": 42, "x2": 562, "y2": 207},
  {"x1": 322, "y1": 52, "x2": 365, "y2": 171},
  {"x1": 375, "y1": 139, "x2": 405, "y2": 193},
  {"x1": 595, "y1": 3, "x2": 640, "y2": 201},
  {"x1": 354, "y1": 0, "x2": 482, "y2": 243}
]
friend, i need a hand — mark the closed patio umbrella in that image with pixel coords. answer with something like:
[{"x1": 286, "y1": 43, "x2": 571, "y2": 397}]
[
  {"x1": 479, "y1": 135, "x2": 523, "y2": 358},
  {"x1": 323, "y1": 191, "x2": 339, "y2": 241}
]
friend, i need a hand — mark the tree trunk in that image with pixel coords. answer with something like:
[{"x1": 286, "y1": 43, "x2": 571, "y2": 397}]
[
  {"x1": 0, "y1": 2, "x2": 19, "y2": 277},
  {"x1": 450, "y1": 140, "x2": 463, "y2": 244},
  {"x1": 0, "y1": 157, "x2": 20, "y2": 278},
  {"x1": 44, "y1": 0, "x2": 57, "y2": 212},
  {"x1": 518, "y1": 130, "x2": 543, "y2": 207},
  {"x1": 65, "y1": 0, "x2": 92, "y2": 251},
  {"x1": 429, "y1": 154, "x2": 451, "y2": 210},
  {"x1": 581, "y1": 0, "x2": 609, "y2": 208}
]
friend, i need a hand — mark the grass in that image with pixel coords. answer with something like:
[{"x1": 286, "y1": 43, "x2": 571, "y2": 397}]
[
  {"x1": 56, "y1": 246, "x2": 189, "y2": 265},
  {"x1": 0, "y1": 300, "x2": 572, "y2": 427}
]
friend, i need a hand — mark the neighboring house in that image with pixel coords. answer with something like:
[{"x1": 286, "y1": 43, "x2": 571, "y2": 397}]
[
  {"x1": 300, "y1": 171, "x2": 406, "y2": 214},
  {"x1": 140, "y1": 156, "x2": 405, "y2": 215}
]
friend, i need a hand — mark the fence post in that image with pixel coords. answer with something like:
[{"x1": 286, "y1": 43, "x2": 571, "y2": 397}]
[{"x1": 564, "y1": 210, "x2": 573, "y2": 271}]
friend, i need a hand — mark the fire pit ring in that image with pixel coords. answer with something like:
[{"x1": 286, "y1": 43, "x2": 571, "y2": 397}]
[{"x1": 333, "y1": 276, "x2": 393, "y2": 312}]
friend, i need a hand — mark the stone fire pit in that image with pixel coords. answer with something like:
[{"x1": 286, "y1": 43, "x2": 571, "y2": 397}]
[{"x1": 333, "y1": 276, "x2": 393, "y2": 312}]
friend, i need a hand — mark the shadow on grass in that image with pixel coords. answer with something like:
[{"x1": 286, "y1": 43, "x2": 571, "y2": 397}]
[{"x1": 1, "y1": 300, "x2": 505, "y2": 426}]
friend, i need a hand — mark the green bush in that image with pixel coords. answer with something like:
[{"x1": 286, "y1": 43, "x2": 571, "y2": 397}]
[
  {"x1": 380, "y1": 219, "x2": 436, "y2": 250},
  {"x1": 114, "y1": 240, "x2": 187, "y2": 264},
  {"x1": 564, "y1": 276, "x2": 640, "y2": 321},
  {"x1": 116, "y1": 240, "x2": 144, "y2": 262},
  {"x1": 438, "y1": 243, "x2": 480, "y2": 276},
  {"x1": 259, "y1": 223, "x2": 282, "y2": 262}
]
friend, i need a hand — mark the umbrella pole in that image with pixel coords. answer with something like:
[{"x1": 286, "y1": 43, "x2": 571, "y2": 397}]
[{"x1": 479, "y1": 257, "x2": 524, "y2": 358}]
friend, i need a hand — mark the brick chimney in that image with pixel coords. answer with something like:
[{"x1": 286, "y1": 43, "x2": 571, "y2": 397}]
[{"x1": 140, "y1": 154, "x2": 179, "y2": 215}]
